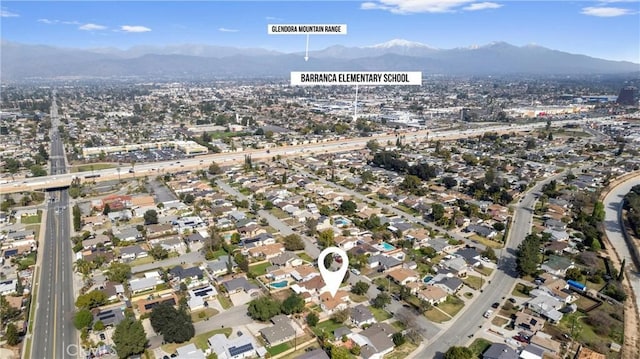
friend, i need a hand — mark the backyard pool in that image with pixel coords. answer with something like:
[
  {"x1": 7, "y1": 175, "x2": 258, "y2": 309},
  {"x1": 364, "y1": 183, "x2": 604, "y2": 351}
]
[
  {"x1": 379, "y1": 242, "x2": 396, "y2": 251},
  {"x1": 423, "y1": 276, "x2": 433, "y2": 283},
  {"x1": 270, "y1": 280, "x2": 288, "y2": 288}
]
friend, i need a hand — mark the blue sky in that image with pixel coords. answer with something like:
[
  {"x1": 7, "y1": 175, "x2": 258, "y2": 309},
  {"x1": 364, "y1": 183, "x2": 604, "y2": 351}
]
[{"x1": 1, "y1": 1, "x2": 639, "y2": 62}]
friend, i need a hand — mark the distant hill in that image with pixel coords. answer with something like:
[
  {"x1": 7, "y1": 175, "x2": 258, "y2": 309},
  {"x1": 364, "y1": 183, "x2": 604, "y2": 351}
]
[{"x1": 1, "y1": 39, "x2": 638, "y2": 80}]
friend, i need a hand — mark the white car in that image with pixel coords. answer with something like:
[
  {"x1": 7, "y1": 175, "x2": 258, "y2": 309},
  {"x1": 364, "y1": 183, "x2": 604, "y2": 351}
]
[{"x1": 483, "y1": 310, "x2": 493, "y2": 318}]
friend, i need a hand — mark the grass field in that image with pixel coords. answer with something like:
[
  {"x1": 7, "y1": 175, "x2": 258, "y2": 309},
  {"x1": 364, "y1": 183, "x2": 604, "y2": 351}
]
[
  {"x1": 469, "y1": 234, "x2": 503, "y2": 249},
  {"x1": 313, "y1": 319, "x2": 344, "y2": 338},
  {"x1": 217, "y1": 295, "x2": 233, "y2": 310},
  {"x1": 439, "y1": 296, "x2": 465, "y2": 317},
  {"x1": 129, "y1": 256, "x2": 155, "y2": 267},
  {"x1": 298, "y1": 252, "x2": 314, "y2": 263},
  {"x1": 349, "y1": 293, "x2": 368, "y2": 303},
  {"x1": 424, "y1": 308, "x2": 451, "y2": 323},
  {"x1": 463, "y1": 275, "x2": 484, "y2": 290},
  {"x1": 72, "y1": 163, "x2": 117, "y2": 173},
  {"x1": 468, "y1": 338, "x2": 492, "y2": 357},
  {"x1": 492, "y1": 316, "x2": 509, "y2": 327},
  {"x1": 249, "y1": 262, "x2": 271, "y2": 276},
  {"x1": 512, "y1": 283, "x2": 532, "y2": 298},
  {"x1": 190, "y1": 308, "x2": 219, "y2": 322},
  {"x1": 21, "y1": 212, "x2": 41, "y2": 224},
  {"x1": 474, "y1": 265, "x2": 493, "y2": 277},
  {"x1": 267, "y1": 342, "x2": 291, "y2": 356},
  {"x1": 161, "y1": 328, "x2": 231, "y2": 353},
  {"x1": 369, "y1": 306, "x2": 392, "y2": 322}
]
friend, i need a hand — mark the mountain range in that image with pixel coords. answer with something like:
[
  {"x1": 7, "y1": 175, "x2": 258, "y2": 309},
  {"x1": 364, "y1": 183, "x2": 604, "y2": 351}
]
[{"x1": 1, "y1": 39, "x2": 638, "y2": 80}]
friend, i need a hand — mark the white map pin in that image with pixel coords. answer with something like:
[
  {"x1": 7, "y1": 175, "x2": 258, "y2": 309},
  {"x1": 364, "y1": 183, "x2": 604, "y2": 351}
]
[{"x1": 318, "y1": 247, "x2": 349, "y2": 298}]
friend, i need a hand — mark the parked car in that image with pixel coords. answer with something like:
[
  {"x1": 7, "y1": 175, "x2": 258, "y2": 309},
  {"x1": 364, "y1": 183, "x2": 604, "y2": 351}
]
[
  {"x1": 483, "y1": 310, "x2": 493, "y2": 318},
  {"x1": 491, "y1": 302, "x2": 500, "y2": 309}
]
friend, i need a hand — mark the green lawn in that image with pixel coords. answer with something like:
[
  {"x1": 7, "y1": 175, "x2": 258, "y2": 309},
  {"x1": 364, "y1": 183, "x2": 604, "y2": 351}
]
[
  {"x1": 474, "y1": 265, "x2": 494, "y2": 277},
  {"x1": 249, "y1": 262, "x2": 272, "y2": 276},
  {"x1": 468, "y1": 338, "x2": 492, "y2": 357},
  {"x1": 217, "y1": 295, "x2": 233, "y2": 310},
  {"x1": 391, "y1": 320, "x2": 407, "y2": 331},
  {"x1": 349, "y1": 293, "x2": 368, "y2": 303},
  {"x1": 267, "y1": 342, "x2": 291, "y2": 356},
  {"x1": 206, "y1": 249, "x2": 228, "y2": 260},
  {"x1": 161, "y1": 328, "x2": 231, "y2": 353},
  {"x1": 297, "y1": 252, "x2": 314, "y2": 263},
  {"x1": 469, "y1": 235, "x2": 503, "y2": 249},
  {"x1": 369, "y1": 306, "x2": 392, "y2": 322},
  {"x1": 491, "y1": 316, "x2": 509, "y2": 327},
  {"x1": 129, "y1": 256, "x2": 155, "y2": 267},
  {"x1": 270, "y1": 208, "x2": 290, "y2": 219},
  {"x1": 190, "y1": 308, "x2": 219, "y2": 323},
  {"x1": 73, "y1": 163, "x2": 117, "y2": 173},
  {"x1": 511, "y1": 283, "x2": 532, "y2": 298},
  {"x1": 463, "y1": 275, "x2": 484, "y2": 290},
  {"x1": 313, "y1": 319, "x2": 344, "y2": 338},
  {"x1": 438, "y1": 296, "x2": 465, "y2": 317},
  {"x1": 21, "y1": 212, "x2": 42, "y2": 224},
  {"x1": 424, "y1": 308, "x2": 451, "y2": 323},
  {"x1": 18, "y1": 252, "x2": 37, "y2": 269}
]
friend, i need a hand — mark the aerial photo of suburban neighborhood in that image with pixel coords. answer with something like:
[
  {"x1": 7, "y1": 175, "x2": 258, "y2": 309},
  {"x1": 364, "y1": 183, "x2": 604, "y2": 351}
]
[{"x1": 1, "y1": 1, "x2": 640, "y2": 359}]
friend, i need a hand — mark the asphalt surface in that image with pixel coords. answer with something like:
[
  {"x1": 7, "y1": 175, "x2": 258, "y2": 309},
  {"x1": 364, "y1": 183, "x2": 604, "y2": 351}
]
[
  {"x1": 603, "y1": 175, "x2": 640, "y2": 315},
  {"x1": 31, "y1": 96, "x2": 77, "y2": 359},
  {"x1": 2, "y1": 117, "x2": 599, "y2": 194}
]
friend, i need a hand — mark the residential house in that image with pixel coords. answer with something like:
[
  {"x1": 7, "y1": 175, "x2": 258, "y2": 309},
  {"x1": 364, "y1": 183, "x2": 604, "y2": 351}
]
[
  {"x1": 351, "y1": 304, "x2": 376, "y2": 327},
  {"x1": 247, "y1": 243, "x2": 285, "y2": 259},
  {"x1": 207, "y1": 256, "x2": 236, "y2": 276},
  {"x1": 120, "y1": 245, "x2": 147, "y2": 262},
  {"x1": 297, "y1": 349, "x2": 329, "y2": 359},
  {"x1": 574, "y1": 347, "x2": 606, "y2": 359},
  {"x1": 541, "y1": 255, "x2": 574, "y2": 277},
  {"x1": 387, "y1": 268, "x2": 419, "y2": 286},
  {"x1": 259, "y1": 315, "x2": 296, "y2": 346},
  {"x1": 92, "y1": 307, "x2": 125, "y2": 327},
  {"x1": 136, "y1": 294, "x2": 178, "y2": 315},
  {"x1": 146, "y1": 223, "x2": 174, "y2": 238},
  {"x1": 514, "y1": 312, "x2": 545, "y2": 333},
  {"x1": 82, "y1": 234, "x2": 111, "y2": 250},
  {"x1": 465, "y1": 224, "x2": 497, "y2": 238},
  {"x1": 519, "y1": 344, "x2": 545, "y2": 359},
  {"x1": 418, "y1": 286, "x2": 448, "y2": 305},
  {"x1": 175, "y1": 343, "x2": 205, "y2": 359},
  {"x1": 221, "y1": 277, "x2": 259, "y2": 295},
  {"x1": 270, "y1": 252, "x2": 303, "y2": 267},
  {"x1": 483, "y1": 343, "x2": 519, "y2": 359},
  {"x1": 208, "y1": 333, "x2": 266, "y2": 359},
  {"x1": 367, "y1": 254, "x2": 402, "y2": 272},
  {"x1": 527, "y1": 292, "x2": 564, "y2": 323},
  {"x1": 529, "y1": 332, "x2": 561, "y2": 356},
  {"x1": 434, "y1": 277, "x2": 463, "y2": 294},
  {"x1": 319, "y1": 291, "x2": 349, "y2": 314},
  {"x1": 351, "y1": 323, "x2": 395, "y2": 359}
]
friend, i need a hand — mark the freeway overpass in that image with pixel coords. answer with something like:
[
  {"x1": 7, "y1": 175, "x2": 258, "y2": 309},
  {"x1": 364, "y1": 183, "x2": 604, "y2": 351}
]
[{"x1": 0, "y1": 117, "x2": 599, "y2": 195}]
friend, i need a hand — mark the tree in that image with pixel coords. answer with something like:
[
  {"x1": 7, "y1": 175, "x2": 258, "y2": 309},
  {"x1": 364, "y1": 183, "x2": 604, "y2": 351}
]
[
  {"x1": 283, "y1": 234, "x2": 305, "y2": 251},
  {"x1": 106, "y1": 262, "x2": 131, "y2": 283},
  {"x1": 4, "y1": 322, "x2": 19, "y2": 346},
  {"x1": 339, "y1": 200, "x2": 357, "y2": 215},
  {"x1": 248, "y1": 296, "x2": 282, "y2": 321},
  {"x1": 366, "y1": 139, "x2": 380, "y2": 152},
  {"x1": 516, "y1": 233, "x2": 542, "y2": 277},
  {"x1": 74, "y1": 309, "x2": 93, "y2": 329},
  {"x1": 565, "y1": 267, "x2": 584, "y2": 283},
  {"x1": 592, "y1": 201, "x2": 605, "y2": 222},
  {"x1": 75, "y1": 290, "x2": 107, "y2": 309},
  {"x1": 351, "y1": 281, "x2": 370, "y2": 296},
  {"x1": 30, "y1": 164, "x2": 47, "y2": 177},
  {"x1": 113, "y1": 318, "x2": 147, "y2": 359},
  {"x1": 329, "y1": 346, "x2": 351, "y2": 359},
  {"x1": 102, "y1": 203, "x2": 111, "y2": 215},
  {"x1": 149, "y1": 245, "x2": 169, "y2": 260},
  {"x1": 431, "y1": 203, "x2": 445, "y2": 221},
  {"x1": 150, "y1": 303, "x2": 195, "y2": 343},
  {"x1": 93, "y1": 320, "x2": 105, "y2": 331},
  {"x1": 392, "y1": 332, "x2": 406, "y2": 346},
  {"x1": 143, "y1": 209, "x2": 158, "y2": 225},
  {"x1": 372, "y1": 293, "x2": 391, "y2": 309},
  {"x1": 442, "y1": 176, "x2": 457, "y2": 189},
  {"x1": 318, "y1": 229, "x2": 335, "y2": 248},
  {"x1": 306, "y1": 312, "x2": 319, "y2": 327},
  {"x1": 481, "y1": 247, "x2": 497, "y2": 262},
  {"x1": 282, "y1": 294, "x2": 305, "y2": 315},
  {"x1": 444, "y1": 346, "x2": 473, "y2": 359},
  {"x1": 73, "y1": 204, "x2": 82, "y2": 231},
  {"x1": 331, "y1": 308, "x2": 350, "y2": 323}
]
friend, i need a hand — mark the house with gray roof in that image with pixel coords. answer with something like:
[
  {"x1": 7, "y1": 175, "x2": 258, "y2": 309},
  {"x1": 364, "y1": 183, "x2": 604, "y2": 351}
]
[
  {"x1": 208, "y1": 333, "x2": 265, "y2": 359},
  {"x1": 367, "y1": 254, "x2": 402, "y2": 272},
  {"x1": 482, "y1": 343, "x2": 518, "y2": 359},
  {"x1": 351, "y1": 323, "x2": 395, "y2": 359},
  {"x1": 540, "y1": 255, "x2": 574, "y2": 276},
  {"x1": 92, "y1": 307, "x2": 125, "y2": 327},
  {"x1": 434, "y1": 277, "x2": 464, "y2": 294},
  {"x1": 351, "y1": 304, "x2": 376, "y2": 327},
  {"x1": 119, "y1": 245, "x2": 147, "y2": 262},
  {"x1": 221, "y1": 277, "x2": 259, "y2": 294},
  {"x1": 296, "y1": 348, "x2": 330, "y2": 359},
  {"x1": 129, "y1": 276, "x2": 163, "y2": 294},
  {"x1": 207, "y1": 255, "x2": 236, "y2": 276},
  {"x1": 259, "y1": 315, "x2": 296, "y2": 346}
]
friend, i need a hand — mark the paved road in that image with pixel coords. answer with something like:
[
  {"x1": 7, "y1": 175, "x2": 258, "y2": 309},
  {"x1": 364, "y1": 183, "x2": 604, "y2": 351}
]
[
  {"x1": 32, "y1": 95, "x2": 77, "y2": 359},
  {"x1": 413, "y1": 168, "x2": 585, "y2": 358},
  {"x1": 3, "y1": 117, "x2": 604, "y2": 194},
  {"x1": 603, "y1": 175, "x2": 640, "y2": 315},
  {"x1": 215, "y1": 180, "x2": 321, "y2": 259}
]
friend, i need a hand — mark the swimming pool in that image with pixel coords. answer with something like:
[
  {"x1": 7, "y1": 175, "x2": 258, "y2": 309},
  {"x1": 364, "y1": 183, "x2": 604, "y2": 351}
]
[
  {"x1": 379, "y1": 242, "x2": 396, "y2": 251},
  {"x1": 270, "y1": 280, "x2": 288, "y2": 288},
  {"x1": 423, "y1": 276, "x2": 433, "y2": 283}
]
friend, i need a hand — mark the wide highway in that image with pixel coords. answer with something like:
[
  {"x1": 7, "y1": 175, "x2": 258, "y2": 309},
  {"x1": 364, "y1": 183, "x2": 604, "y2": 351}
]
[
  {"x1": 0, "y1": 117, "x2": 602, "y2": 195},
  {"x1": 31, "y1": 96, "x2": 77, "y2": 359}
]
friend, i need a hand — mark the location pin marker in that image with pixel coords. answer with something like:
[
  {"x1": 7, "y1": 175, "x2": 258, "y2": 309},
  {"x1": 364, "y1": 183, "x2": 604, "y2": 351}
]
[{"x1": 318, "y1": 247, "x2": 349, "y2": 298}]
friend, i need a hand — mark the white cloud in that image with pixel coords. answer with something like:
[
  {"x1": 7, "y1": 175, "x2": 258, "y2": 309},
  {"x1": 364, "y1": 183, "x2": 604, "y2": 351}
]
[
  {"x1": 79, "y1": 23, "x2": 107, "y2": 31},
  {"x1": 120, "y1": 25, "x2": 151, "y2": 33},
  {"x1": 265, "y1": 16, "x2": 283, "y2": 21},
  {"x1": 581, "y1": 6, "x2": 634, "y2": 16},
  {"x1": 361, "y1": 0, "x2": 480, "y2": 14},
  {"x1": 463, "y1": 2, "x2": 502, "y2": 11},
  {"x1": 38, "y1": 18, "x2": 56, "y2": 24},
  {"x1": 218, "y1": 27, "x2": 239, "y2": 33},
  {"x1": 1, "y1": 9, "x2": 19, "y2": 17},
  {"x1": 38, "y1": 19, "x2": 80, "y2": 25}
]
